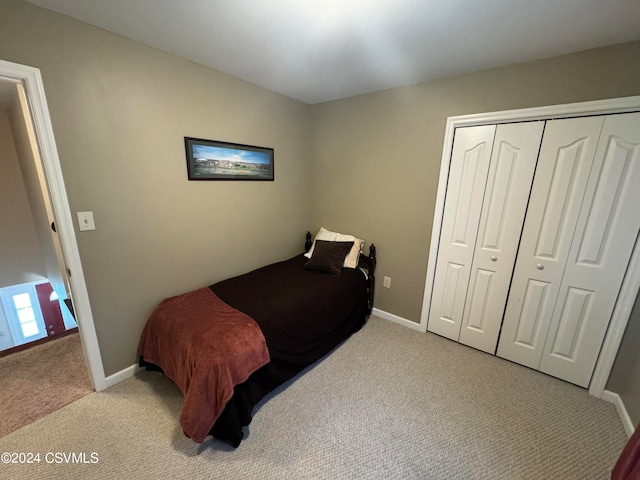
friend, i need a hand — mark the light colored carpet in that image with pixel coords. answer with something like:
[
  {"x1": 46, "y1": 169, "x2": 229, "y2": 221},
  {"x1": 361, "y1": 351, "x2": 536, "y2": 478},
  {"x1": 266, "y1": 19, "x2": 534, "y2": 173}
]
[
  {"x1": 0, "y1": 333, "x2": 93, "y2": 437},
  {"x1": 0, "y1": 316, "x2": 627, "y2": 479}
]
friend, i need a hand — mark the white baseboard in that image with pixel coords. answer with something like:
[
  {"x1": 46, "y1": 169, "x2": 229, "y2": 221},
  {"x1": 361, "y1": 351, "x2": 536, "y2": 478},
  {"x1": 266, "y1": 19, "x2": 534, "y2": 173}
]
[
  {"x1": 372, "y1": 308, "x2": 421, "y2": 331},
  {"x1": 602, "y1": 390, "x2": 635, "y2": 437},
  {"x1": 105, "y1": 363, "x2": 142, "y2": 388}
]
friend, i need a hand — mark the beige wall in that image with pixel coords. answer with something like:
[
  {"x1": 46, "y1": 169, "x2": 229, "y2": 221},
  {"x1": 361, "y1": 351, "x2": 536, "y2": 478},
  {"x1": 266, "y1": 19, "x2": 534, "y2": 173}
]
[
  {"x1": 310, "y1": 41, "x2": 640, "y2": 322},
  {"x1": 0, "y1": 107, "x2": 47, "y2": 288},
  {"x1": 0, "y1": 0, "x2": 312, "y2": 376}
]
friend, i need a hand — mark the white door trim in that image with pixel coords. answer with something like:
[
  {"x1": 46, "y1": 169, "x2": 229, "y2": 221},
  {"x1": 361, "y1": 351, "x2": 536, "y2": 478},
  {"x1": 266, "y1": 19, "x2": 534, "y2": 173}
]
[
  {"x1": 420, "y1": 95, "x2": 640, "y2": 398},
  {"x1": 0, "y1": 59, "x2": 107, "y2": 391}
]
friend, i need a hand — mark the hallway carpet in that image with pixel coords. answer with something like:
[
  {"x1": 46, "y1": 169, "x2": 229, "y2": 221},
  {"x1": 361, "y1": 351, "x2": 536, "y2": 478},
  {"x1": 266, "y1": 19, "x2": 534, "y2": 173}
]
[{"x1": 0, "y1": 332, "x2": 93, "y2": 437}]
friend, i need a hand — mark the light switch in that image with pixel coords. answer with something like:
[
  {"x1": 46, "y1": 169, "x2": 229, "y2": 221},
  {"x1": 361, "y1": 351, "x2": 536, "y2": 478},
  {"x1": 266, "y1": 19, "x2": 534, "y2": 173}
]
[{"x1": 77, "y1": 211, "x2": 96, "y2": 231}]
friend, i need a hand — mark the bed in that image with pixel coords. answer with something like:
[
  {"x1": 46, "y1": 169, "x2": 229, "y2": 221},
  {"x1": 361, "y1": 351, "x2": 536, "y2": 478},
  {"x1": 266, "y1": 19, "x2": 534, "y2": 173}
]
[{"x1": 138, "y1": 229, "x2": 376, "y2": 447}]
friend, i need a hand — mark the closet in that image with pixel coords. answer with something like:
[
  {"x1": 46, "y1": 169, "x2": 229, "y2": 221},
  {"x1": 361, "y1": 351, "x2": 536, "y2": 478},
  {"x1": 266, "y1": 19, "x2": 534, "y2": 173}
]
[{"x1": 427, "y1": 111, "x2": 640, "y2": 388}]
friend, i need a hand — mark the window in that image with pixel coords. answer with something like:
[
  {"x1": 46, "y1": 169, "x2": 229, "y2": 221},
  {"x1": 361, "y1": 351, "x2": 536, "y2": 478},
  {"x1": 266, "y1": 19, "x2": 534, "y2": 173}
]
[
  {"x1": 13, "y1": 292, "x2": 41, "y2": 338},
  {"x1": 0, "y1": 282, "x2": 47, "y2": 347}
]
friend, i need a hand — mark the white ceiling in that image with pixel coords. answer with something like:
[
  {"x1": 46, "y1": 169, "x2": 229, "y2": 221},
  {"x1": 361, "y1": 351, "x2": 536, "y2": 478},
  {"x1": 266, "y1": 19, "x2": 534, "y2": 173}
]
[{"x1": 25, "y1": 0, "x2": 640, "y2": 104}]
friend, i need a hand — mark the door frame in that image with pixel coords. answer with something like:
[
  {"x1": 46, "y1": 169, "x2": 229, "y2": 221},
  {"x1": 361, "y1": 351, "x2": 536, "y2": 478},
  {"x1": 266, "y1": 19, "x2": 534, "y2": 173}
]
[
  {"x1": 420, "y1": 94, "x2": 640, "y2": 398},
  {"x1": 0, "y1": 59, "x2": 107, "y2": 391}
]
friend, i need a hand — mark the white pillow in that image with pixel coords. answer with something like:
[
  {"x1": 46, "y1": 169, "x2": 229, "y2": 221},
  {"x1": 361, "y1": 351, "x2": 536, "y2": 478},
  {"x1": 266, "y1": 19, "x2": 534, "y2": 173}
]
[{"x1": 305, "y1": 227, "x2": 364, "y2": 269}]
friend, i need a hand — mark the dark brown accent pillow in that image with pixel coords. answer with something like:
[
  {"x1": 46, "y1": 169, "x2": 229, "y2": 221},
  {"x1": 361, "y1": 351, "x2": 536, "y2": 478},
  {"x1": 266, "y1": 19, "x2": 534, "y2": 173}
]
[{"x1": 304, "y1": 240, "x2": 354, "y2": 276}]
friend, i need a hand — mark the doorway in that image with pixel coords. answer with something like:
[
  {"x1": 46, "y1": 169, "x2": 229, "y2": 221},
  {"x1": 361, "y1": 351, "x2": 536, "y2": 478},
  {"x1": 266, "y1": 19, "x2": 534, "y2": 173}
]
[{"x1": 0, "y1": 59, "x2": 106, "y2": 392}]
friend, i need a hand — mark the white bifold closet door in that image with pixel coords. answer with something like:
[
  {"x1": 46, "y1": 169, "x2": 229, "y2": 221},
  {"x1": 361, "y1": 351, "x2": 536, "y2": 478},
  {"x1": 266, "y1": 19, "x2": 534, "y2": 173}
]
[
  {"x1": 427, "y1": 125, "x2": 495, "y2": 341},
  {"x1": 428, "y1": 121, "x2": 543, "y2": 351},
  {"x1": 458, "y1": 122, "x2": 544, "y2": 353},
  {"x1": 497, "y1": 112, "x2": 640, "y2": 387}
]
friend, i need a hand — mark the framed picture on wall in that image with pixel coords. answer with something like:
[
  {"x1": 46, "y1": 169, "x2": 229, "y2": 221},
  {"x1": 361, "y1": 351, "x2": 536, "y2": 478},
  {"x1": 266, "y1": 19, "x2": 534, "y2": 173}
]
[{"x1": 184, "y1": 137, "x2": 274, "y2": 181}]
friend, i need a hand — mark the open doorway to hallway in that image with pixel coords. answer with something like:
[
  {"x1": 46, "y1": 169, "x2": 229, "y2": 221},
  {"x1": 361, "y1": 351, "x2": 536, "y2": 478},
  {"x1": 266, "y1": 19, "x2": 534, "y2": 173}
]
[
  {"x1": 0, "y1": 78, "x2": 75, "y2": 352},
  {"x1": 0, "y1": 73, "x2": 94, "y2": 435},
  {"x1": 0, "y1": 59, "x2": 105, "y2": 394}
]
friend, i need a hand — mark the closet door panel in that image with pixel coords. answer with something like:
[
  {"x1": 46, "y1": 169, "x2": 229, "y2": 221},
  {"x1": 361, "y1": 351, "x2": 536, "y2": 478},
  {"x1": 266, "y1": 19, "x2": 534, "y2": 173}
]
[
  {"x1": 513, "y1": 279, "x2": 552, "y2": 346},
  {"x1": 428, "y1": 125, "x2": 496, "y2": 340},
  {"x1": 539, "y1": 112, "x2": 640, "y2": 387},
  {"x1": 497, "y1": 116, "x2": 604, "y2": 368},
  {"x1": 459, "y1": 121, "x2": 544, "y2": 353}
]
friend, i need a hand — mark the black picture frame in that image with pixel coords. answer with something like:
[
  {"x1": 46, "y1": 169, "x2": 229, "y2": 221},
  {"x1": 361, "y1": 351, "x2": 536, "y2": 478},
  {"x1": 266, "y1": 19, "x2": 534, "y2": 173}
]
[{"x1": 185, "y1": 137, "x2": 274, "y2": 181}]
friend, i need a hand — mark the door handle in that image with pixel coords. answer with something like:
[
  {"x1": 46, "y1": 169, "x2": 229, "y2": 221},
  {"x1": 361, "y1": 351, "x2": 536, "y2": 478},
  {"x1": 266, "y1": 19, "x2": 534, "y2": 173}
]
[
  {"x1": 536, "y1": 263, "x2": 544, "y2": 270},
  {"x1": 490, "y1": 255, "x2": 497, "y2": 261}
]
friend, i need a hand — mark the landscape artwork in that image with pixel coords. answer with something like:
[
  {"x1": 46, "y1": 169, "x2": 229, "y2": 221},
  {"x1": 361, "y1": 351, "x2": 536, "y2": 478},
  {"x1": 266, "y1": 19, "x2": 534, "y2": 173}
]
[{"x1": 185, "y1": 137, "x2": 274, "y2": 181}]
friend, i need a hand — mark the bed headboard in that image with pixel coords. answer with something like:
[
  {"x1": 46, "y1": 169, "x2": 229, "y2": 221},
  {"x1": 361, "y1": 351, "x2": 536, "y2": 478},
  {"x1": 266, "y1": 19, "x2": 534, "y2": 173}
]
[
  {"x1": 305, "y1": 231, "x2": 376, "y2": 315},
  {"x1": 305, "y1": 231, "x2": 313, "y2": 253}
]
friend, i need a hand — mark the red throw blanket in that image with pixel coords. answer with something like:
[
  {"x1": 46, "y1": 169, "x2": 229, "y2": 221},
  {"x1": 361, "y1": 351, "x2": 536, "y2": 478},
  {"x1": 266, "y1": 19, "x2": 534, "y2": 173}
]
[{"x1": 138, "y1": 287, "x2": 270, "y2": 443}]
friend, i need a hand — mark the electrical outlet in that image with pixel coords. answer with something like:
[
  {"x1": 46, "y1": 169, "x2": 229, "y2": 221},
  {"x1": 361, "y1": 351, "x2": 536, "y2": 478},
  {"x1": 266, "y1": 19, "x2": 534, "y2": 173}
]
[{"x1": 383, "y1": 276, "x2": 391, "y2": 288}]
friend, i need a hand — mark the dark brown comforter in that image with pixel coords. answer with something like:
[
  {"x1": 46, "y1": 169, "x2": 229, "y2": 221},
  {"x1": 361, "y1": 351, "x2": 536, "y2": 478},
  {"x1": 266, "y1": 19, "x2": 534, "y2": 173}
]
[{"x1": 140, "y1": 254, "x2": 369, "y2": 446}]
